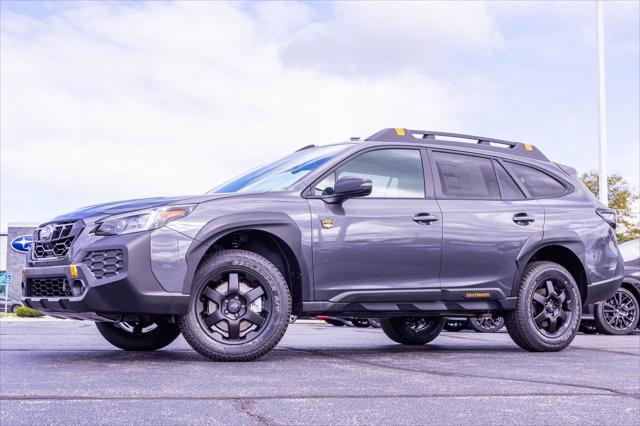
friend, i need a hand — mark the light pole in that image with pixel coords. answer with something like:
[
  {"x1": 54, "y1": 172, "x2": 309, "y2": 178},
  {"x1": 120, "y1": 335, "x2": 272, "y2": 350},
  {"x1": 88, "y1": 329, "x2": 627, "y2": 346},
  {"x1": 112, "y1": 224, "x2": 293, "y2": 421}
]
[{"x1": 596, "y1": 0, "x2": 608, "y2": 206}]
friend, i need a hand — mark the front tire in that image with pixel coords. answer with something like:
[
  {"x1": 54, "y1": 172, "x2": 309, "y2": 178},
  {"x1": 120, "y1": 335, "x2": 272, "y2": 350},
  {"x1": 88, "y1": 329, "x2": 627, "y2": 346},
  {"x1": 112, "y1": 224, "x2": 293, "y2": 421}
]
[
  {"x1": 95, "y1": 320, "x2": 180, "y2": 351},
  {"x1": 381, "y1": 317, "x2": 445, "y2": 345},
  {"x1": 506, "y1": 261, "x2": 581, "y2": 352},
  {"x1": 594, "y1": 287, "x2": 639, "y2": 335},
  {"x1": 179, "y1": 250, "x2": 291, "y2": 362}
]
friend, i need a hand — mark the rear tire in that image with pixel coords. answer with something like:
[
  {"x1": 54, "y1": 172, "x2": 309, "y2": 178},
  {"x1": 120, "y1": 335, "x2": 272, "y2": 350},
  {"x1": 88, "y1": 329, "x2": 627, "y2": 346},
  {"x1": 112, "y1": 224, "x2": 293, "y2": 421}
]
[
  {"x1": 594, "y1": 287, "x2": 639, "y2": 335},
  {"x1": 95, "y1": 320, "x2": 180, "y2": 351},
  {"x1": 179, "y1": 250, "x2": 291, "y2": 362},
  {"x1": 381, "y1": 317, "x2": 444, "y2": 345},
  {"x1": 505, "y1": 261, "x2": 581, "y2": 352}
]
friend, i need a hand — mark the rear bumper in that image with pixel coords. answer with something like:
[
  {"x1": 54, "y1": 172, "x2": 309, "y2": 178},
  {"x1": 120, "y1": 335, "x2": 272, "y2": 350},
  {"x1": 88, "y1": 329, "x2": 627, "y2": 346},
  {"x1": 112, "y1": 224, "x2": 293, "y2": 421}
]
[
  {"x1": 21, "y1": 232, "x2": 189, "y2": 320},
  {"x1": 584, "y1": 274, "x2": 623, "y2": 305}
]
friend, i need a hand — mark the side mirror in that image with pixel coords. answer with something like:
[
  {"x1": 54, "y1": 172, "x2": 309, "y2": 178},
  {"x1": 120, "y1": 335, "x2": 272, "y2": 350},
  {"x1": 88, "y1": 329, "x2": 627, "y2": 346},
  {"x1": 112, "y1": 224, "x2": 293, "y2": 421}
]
[{"x1": 323, "y1": 176, "x2": 372, "y2": 203}]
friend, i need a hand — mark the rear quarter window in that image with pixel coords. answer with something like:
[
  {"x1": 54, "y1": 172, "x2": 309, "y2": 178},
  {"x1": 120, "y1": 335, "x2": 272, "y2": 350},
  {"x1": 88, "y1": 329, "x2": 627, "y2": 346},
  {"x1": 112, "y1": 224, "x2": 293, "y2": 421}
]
[{"x1": 505, "y1": 162, "x2": 566, "y2": 198}]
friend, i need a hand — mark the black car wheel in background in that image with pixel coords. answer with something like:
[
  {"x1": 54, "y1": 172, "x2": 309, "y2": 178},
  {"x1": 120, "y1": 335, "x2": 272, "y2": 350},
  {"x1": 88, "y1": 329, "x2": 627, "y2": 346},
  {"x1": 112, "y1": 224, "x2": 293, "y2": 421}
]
[
  {"x1": 95, "y1": 320, "x2": 181, "y2": 351},
  {"x1": 594, "y1": 287, "x2": 639, "y2": 335},
  {"x1": 469, "y1": 314, "x2": 505, "y2": 333},
  {"x1": 367, "y1": 319, "x2": 382, "y2": 328},
  {"x1": 351, "y1": 319, "x2": 371, "y2": 328},
  {"x1": 579, "y1": 320, "x2": 598, "y2": 334},
  {"x1": 444, "y1": 319, "x2": 467, "y2": 332},
  {"x1": 381, "y1": 317, "x2": 445, "y2": 345},
  {"x1": 581, "y1": 239, "x2": 640, "y2": 335}
]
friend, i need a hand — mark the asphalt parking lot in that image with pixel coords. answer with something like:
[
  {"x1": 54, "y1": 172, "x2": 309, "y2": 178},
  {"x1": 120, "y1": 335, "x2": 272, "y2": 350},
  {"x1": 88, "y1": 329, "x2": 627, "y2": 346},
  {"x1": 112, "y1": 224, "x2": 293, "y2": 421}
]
[{"x1": 1, "y1": 320, "x2": 639, "y2": 425}]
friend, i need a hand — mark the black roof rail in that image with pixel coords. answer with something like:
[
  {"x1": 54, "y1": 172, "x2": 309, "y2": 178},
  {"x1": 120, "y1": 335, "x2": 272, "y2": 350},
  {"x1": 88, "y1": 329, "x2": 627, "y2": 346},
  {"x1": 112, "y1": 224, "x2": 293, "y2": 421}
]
[
  {"x1": 365, "y1": 128, "x2": 549, "y2": 161},
  {"x1": 295, "y1": 144, "x2": 316, "y2": 152}
]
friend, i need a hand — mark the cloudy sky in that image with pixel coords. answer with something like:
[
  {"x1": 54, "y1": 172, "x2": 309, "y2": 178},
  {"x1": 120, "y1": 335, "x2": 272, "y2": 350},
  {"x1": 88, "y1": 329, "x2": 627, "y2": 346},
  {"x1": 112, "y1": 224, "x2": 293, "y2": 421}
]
[{"x1": 1, "y1": 1, "x2": 638, "y2": 230}]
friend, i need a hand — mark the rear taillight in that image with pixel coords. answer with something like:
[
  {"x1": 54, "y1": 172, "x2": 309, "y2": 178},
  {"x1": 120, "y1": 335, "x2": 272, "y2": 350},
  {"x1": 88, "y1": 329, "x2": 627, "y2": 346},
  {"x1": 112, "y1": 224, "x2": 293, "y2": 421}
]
[{"x1": 596, "y1": 208, "x2": 617, "y2": 229}]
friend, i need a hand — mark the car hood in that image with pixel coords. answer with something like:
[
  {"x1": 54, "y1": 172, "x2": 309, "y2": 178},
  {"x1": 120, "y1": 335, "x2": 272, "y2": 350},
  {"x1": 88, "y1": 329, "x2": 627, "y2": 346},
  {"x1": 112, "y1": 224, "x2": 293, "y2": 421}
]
[{"x1": 47, "y1": 194, "x2": 233, "y2": 223}]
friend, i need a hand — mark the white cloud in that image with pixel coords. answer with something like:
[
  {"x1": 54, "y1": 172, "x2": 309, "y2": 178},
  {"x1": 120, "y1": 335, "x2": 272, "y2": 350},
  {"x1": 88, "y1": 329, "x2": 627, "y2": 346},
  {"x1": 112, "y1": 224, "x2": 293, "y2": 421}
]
[
  {"x1": 1, "y1": 1, "x2": 473, "y2": 227},
  {"x1": 281, "y1": 1, "x2": 503, "y2": 76}
]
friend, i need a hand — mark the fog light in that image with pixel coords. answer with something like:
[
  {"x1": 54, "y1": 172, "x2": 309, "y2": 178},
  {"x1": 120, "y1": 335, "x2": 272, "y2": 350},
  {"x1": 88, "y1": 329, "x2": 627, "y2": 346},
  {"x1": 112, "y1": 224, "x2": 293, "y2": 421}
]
[
  {"x1": 70, "y1": 280, "x2": 85, "y2": 297},
  {"x1": 69, "y1": 264, "x2": 79, "y2": 278}
]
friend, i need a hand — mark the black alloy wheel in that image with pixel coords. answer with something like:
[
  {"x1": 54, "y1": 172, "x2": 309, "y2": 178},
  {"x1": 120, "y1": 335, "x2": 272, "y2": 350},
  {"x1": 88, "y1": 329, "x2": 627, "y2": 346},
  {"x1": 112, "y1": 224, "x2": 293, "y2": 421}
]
[
  {"x1": 530, "y1": 278, "x2": 574, "y2": 338},
  {"x1": 195, "y1": 270, "x2": 271, "y2": 344},
  {"x1": 115, "y1": 321, "x2": 159, "y2": 335},
  {"x1": 443, "y1": 320, "x2": 467, "y2": 332},
  {"x1": 380, "y1": 316, "x2": 445, "y2": 345},
  {"x1": 594, "y1": 287, "x2": 639, "y2": 335},
  {"x1": 179, "y1": 250, "x2": 291, "y2": 362},
  {"x1": 351, "y1": 319, "x2": 371, "y2": 328},
  {"x1": 505, "y1": 261, "x2": 581, "y2": 352},
  {"x1": 469, "y1": 314, "x2": 505, "y2": 333},
  {"x1": 406, "y1": 318, "x2": 435, "y2": 333},
  {"x1": 95, "y1": 320, "x2": 181, "y2": 351}
]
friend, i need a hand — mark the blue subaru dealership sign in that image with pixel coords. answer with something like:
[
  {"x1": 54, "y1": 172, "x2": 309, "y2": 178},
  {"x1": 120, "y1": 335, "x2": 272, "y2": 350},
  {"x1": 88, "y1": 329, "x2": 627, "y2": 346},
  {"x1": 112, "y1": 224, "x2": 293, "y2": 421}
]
[{"x1": 11, "y1": 235, "x2": 33, "y2": 253}]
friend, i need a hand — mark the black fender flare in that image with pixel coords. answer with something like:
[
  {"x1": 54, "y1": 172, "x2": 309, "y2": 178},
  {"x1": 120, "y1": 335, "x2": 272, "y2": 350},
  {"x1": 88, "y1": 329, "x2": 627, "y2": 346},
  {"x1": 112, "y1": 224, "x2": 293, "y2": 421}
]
[
  {"x1": 511, "y1": 230, "x2": 587, "y2": 297},
  {"x1": 181, "y1": 212, "x2": 311, "y2": 299}
]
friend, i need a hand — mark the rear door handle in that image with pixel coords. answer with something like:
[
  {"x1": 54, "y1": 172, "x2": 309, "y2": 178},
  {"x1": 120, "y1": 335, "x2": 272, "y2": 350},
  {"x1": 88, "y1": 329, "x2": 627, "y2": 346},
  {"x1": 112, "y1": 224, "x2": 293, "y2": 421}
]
[
  {"x1": 413, "y1": 213, "x2": 439, "y2": 224},
  {"x1": 513, "y1": 213, "x2": 535, "y2": 225}
]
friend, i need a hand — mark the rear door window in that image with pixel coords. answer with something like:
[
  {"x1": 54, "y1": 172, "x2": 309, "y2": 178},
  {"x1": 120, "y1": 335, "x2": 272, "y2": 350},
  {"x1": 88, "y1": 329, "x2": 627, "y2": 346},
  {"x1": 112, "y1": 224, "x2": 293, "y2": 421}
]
[
  {"x1": 432, "y1": 151, "x2": 499, "y2": 199},
  {"x1": 505, "y1": 162, "x2": 566, "y2": 198}
]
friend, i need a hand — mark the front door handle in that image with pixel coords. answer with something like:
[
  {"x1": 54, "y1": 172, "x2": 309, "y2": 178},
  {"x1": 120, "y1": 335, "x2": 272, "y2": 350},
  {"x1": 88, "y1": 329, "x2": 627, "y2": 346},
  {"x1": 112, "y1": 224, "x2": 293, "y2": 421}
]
[
  {"x1": 513, "y1": 213, "x2": 535, "y2": 225},
  {"x1": 413, "y1": 213, "x2": 439, "y2": 224}
]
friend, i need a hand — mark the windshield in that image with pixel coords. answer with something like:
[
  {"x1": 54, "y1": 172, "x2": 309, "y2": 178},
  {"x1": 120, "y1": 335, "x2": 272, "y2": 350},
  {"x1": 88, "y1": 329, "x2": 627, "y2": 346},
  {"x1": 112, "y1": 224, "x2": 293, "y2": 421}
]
[{"x1": 209, "y1": 144, "x2": 351, "y2": 194}]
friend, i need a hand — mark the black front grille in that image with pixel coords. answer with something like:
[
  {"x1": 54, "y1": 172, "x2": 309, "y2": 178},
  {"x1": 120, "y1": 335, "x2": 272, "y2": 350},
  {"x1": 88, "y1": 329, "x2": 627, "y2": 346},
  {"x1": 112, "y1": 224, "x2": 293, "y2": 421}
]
[
  {"x1": 26, "y1": 277, "x2": 72, "y2": 298},
  {"x1": 32, "y1": 222, "x2": 82, "y2": 260},
  {"x1": 33, "y1": 237, "x2": 74, "y2": 259},
  {"x1": 82, "y1": 249, "x2": 124, "y2": 279}
]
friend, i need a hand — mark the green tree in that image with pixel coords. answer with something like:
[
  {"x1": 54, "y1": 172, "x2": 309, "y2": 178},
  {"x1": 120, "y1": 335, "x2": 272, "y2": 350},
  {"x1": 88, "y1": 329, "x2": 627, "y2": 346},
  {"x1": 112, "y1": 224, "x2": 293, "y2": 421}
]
[{"x1": 580, "y1": 170, "x2": 640, "y2": 243}]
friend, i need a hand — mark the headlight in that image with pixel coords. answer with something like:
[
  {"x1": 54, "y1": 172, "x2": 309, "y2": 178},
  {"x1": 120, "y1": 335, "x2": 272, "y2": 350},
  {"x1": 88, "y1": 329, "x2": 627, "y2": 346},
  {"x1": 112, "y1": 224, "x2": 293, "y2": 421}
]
[{"x1": 95, "y1": 205, "x2": 196, "y2": 236}]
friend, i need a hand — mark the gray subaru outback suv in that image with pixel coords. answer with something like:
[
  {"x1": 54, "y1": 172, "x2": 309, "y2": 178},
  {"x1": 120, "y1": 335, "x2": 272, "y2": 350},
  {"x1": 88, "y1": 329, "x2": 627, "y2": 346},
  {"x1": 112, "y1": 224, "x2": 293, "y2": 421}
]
[{"x1": 22, "y1": 128, "x2": 624, "y2": 361}]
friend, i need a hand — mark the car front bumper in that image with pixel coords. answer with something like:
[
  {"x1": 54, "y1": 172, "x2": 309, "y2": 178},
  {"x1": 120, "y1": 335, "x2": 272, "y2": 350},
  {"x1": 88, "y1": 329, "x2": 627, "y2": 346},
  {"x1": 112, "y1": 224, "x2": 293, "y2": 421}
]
[{"x1": 21, "y1": 232, "x2": 189, "y2": 320}]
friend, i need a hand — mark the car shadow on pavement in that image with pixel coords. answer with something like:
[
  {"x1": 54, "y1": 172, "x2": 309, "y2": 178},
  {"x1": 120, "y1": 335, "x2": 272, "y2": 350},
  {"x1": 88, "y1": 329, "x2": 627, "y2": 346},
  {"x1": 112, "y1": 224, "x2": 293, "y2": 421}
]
[{"x1": 20, "y1": 343, "x2": 526, "y2": 366}]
